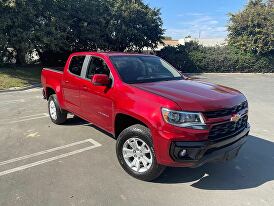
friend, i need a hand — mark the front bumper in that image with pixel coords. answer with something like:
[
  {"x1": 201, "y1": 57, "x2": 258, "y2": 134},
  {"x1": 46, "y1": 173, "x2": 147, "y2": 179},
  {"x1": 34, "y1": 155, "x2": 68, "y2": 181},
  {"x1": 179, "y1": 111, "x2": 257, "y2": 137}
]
[{"x1": 168, "y1": 123, "x2": 250, "y2": 167}]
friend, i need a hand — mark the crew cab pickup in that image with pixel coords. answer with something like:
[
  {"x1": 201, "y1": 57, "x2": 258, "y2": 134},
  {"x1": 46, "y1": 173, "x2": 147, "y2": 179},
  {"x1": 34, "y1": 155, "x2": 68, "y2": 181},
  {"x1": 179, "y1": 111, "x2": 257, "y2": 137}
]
[{"x1": 41, "y1": 52, "x2": 250, "y2": 181}]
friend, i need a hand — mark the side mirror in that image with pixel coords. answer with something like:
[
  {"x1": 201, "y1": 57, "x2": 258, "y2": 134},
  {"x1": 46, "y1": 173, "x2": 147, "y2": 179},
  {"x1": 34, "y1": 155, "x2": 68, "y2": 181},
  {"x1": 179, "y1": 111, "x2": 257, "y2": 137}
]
[{"x1": 91, "y1": 74, "x2": 110, "y2": 86}]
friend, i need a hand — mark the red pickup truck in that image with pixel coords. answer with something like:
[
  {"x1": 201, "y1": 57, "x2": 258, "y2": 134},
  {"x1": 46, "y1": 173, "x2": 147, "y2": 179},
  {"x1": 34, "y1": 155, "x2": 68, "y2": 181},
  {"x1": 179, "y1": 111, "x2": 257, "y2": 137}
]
[{"x1": 41, "y1": 52, "x2": 250, "y2": 181}]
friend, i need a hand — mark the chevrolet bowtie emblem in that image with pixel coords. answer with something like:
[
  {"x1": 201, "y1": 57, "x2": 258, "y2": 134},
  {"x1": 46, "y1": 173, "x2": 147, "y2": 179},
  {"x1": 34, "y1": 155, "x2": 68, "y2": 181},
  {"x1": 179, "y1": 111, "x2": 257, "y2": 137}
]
[{"x1": 231, "y1": 114, "x2": 241, "y2": 122}]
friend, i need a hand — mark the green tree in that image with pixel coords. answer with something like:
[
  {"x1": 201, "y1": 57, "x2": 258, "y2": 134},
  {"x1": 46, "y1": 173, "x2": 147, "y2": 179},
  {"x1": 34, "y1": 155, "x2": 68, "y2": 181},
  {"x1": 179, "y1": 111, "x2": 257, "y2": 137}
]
[
  {"x1": 0, "y1": 0, "x2": 39, "y2": 64},
  {"x1": 105, "y1": 0, "x2": 164, "y2": 51},
  {"x1": 35, "y1": 0, "x2": 112, "y2": 65},
  {"x1": 228, "y1": 0, "x2": 274, "y2": 54},
  {"x1": 158, "y1": 42, "x2": 198, "y2": 73},
  {"x1": 0, "y1": 0, "x2": 164, "y2": 65},
  {"x1": 159, "y1": 44, "x2": 274, "y2": 73},
  {"x1": 163, "y1": 36, "x2": 172, "y2": 40}
]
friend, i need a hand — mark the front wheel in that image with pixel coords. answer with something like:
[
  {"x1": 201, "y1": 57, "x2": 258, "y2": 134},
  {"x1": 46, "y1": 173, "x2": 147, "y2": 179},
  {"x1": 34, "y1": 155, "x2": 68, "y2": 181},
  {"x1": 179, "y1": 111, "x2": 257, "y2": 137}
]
[
  {"x1": 116, "y1": 124, "x2": 165, "y2": 181},
  {"x1": 48, "y1": 94, "x2": 67, "y2": 124}
]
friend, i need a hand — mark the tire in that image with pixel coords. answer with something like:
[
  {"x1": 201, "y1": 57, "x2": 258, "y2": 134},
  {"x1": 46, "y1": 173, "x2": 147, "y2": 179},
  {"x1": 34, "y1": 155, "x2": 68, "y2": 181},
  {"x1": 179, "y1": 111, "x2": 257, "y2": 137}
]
[
  {"x1": 116, "y1": 124, "x2": 166, "y2": 181},
  {"x1": 48, "y1": 94, "x2": 67, "y2": 124}
]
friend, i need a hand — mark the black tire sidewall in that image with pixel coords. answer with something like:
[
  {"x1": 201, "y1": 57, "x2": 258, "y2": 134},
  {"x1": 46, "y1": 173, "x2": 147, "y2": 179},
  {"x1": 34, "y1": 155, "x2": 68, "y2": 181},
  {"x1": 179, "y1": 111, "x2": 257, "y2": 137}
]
[
  {"x1": 116, "y1": 124, "x2": 165, "y2": 181},
  {"x1": 48, "y1": 94, "x2": 66, "y2": 124}
]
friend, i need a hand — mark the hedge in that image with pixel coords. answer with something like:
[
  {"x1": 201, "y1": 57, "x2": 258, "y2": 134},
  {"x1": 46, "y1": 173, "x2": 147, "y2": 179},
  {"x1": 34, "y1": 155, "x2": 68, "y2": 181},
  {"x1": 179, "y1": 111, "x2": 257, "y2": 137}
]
[{"x1": 157, "y1": 43, "x2": 274, "y2": 73}]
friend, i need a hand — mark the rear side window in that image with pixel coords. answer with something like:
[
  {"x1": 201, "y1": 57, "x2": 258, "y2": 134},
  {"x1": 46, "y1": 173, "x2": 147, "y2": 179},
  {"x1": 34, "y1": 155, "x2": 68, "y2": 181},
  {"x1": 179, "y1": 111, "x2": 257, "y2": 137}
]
[{"x1": 69, "y1": 56, "x2": 85, "y2": 76}]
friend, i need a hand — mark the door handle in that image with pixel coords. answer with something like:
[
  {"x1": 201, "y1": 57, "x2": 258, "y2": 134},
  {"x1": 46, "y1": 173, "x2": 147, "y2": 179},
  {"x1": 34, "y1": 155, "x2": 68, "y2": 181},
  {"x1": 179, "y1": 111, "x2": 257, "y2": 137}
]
[
  {"x1": 83, "y1": 85, "x2": 88, "y2": 90},
  {"x1": 65, "y1": 80, "x2": 69, "y2": 83}
]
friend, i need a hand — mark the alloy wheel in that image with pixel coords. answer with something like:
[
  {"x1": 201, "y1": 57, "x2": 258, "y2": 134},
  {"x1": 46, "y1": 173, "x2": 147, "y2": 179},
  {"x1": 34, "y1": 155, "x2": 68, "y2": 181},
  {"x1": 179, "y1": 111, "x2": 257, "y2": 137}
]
[{"x1": 122, "y1": 137, "x2": 153, "y2": 173}]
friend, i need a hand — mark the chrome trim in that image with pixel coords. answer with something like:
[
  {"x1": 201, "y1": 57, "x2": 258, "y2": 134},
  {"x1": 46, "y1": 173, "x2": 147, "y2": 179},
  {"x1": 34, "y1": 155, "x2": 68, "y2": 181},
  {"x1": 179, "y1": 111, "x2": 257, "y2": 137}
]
[
  {"x1": 43, "y1": 68, "x2": 63, "y2": 74},
  {"x1": 80, "y1": 56, "x2": 91, "y2": 78},
  {"x1": 211, "y1": 113, "x2": 248, "y2": 126},
  {"x1": 161, "y1": 108, "x2": 206, "y2": 128}
]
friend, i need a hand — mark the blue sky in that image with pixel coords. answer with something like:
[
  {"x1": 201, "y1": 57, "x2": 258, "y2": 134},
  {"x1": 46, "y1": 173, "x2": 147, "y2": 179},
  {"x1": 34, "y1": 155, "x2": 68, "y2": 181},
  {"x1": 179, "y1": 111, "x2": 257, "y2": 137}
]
[{"x1": 144, "y1": 0, "x2": 248, "y2": 39}]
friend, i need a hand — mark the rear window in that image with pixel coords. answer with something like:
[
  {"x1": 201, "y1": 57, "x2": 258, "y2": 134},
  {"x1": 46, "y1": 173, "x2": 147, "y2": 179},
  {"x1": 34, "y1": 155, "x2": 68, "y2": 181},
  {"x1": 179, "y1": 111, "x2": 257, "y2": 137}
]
[{"x1": 69, "y1": 56, "x2": 85, "y2": 76}]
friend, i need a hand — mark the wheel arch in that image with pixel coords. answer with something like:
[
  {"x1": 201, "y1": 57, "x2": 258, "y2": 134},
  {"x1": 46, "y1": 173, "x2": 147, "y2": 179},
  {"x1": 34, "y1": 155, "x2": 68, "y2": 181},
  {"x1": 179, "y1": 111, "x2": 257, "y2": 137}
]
[
  {"x1": 114, "y1": 112, "x2": 152, "y2": 138},
  {"x1": 45, "y1": 87, "x2": 56, "y2": 100},
  {"x1": 44, "y1": 85, "x2": 65, "y2": 109}
]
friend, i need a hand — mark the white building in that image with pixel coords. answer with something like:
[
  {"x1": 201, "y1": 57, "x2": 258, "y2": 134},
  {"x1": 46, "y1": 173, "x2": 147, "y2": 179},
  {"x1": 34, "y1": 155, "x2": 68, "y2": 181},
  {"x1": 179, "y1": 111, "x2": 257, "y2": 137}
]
[
  {"x1": 181, "y1": 37, "x2": 227, "y2": 47},
  {"x1": 143, "y1": 37, "x2": 227, "y2": 53}
]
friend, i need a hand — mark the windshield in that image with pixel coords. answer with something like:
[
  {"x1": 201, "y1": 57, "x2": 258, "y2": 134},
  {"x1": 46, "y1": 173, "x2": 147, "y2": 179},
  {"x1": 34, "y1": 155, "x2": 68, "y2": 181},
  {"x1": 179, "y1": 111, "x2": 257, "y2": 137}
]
[{"x1": 110, "y1": 55, "x2": 183, "y2": 84}]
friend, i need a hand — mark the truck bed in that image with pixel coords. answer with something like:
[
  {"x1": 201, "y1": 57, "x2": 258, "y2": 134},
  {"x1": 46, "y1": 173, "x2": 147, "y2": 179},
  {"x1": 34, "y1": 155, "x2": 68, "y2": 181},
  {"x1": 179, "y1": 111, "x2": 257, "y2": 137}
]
[{"x1": 41, "y1": 67, "x2": 64, "y2": 93}]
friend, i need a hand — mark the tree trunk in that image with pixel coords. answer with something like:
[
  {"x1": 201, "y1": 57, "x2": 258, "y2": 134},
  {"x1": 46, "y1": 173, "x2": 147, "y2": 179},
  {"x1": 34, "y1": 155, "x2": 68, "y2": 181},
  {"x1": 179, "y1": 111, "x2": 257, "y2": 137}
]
[{"x1": 16, "y1": 48, "x2": 26, "y2": 65}]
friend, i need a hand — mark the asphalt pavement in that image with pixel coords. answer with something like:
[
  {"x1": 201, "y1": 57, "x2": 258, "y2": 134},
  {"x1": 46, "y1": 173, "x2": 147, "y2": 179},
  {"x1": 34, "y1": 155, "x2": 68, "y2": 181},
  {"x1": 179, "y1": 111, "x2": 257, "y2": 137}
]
[{"x1": 0, "y1": 73, "x2": 273, "y2": 206}]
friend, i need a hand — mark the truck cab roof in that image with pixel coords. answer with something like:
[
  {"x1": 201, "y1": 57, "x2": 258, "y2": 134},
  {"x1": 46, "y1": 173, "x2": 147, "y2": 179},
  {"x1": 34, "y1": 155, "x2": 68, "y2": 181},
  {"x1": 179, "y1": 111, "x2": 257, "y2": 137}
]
[{"x1": 71, "y1": 51, "x2": 155, "y2": 57}]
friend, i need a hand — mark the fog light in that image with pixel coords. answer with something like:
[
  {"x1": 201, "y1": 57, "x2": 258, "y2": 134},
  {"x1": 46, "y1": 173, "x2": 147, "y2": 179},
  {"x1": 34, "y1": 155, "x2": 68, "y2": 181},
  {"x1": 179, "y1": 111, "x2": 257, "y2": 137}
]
[{"x1": 178, "y1": 149, "x2": 187, "y2": 158}]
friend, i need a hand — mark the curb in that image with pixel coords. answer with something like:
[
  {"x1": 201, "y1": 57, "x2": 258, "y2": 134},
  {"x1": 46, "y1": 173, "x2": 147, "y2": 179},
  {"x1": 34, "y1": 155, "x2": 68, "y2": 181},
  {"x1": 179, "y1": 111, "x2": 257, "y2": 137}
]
[{"x1": 0, "y1": 83, "x2": 41, "y2": 93}]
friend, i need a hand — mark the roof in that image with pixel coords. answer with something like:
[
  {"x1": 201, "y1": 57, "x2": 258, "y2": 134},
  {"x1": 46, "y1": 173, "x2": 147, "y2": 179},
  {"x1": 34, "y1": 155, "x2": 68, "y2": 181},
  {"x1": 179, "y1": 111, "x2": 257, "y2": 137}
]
[
  {"x1": 100, "y1": 52, "x2": 157, "y2": 57},
  {"x1": 71, "y1": 51, "x2": 155, "y2": 57}
]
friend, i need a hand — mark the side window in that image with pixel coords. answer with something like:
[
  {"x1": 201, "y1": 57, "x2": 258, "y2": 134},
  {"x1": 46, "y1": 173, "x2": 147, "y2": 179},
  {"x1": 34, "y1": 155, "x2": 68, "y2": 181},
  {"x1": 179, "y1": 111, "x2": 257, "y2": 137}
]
[
  {"x1": 69, "y1": 56, "x2": 85, "y2": 76},
  {"x1": 86, "y1": 57, "x2": 110, "y2": 79}
]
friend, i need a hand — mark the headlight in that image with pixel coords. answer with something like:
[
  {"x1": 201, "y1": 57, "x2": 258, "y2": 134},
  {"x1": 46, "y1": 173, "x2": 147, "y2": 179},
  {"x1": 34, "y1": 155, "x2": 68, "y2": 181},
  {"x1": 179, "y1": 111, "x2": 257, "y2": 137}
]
[{"x1": 161, "y1": 108, "x2": 206, "y2": 129}]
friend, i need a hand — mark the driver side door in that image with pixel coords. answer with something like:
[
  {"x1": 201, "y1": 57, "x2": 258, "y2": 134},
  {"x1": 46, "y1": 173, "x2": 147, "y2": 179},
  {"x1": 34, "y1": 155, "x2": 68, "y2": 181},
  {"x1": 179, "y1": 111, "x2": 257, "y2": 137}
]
[{"x1": 80, "y1": 56, "x2": 114, "y2": 133}]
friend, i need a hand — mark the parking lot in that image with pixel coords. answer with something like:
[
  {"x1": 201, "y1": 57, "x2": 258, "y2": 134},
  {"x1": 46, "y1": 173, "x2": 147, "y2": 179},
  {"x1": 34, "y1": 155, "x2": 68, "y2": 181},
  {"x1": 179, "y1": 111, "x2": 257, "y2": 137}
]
[{"x1": 0, "y1": 73, "x2": 274, "y2": 206}]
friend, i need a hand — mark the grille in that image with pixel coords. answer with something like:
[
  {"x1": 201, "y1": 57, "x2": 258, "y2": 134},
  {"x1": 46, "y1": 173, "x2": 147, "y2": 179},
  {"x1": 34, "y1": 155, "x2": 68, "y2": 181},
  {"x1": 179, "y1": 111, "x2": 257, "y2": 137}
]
[
  {"x1": 204, "y1": 101, "x2": 248, "y2": 118},
  {"x1": 208, "y1": 115, "x2": 248, "y2": 141}
]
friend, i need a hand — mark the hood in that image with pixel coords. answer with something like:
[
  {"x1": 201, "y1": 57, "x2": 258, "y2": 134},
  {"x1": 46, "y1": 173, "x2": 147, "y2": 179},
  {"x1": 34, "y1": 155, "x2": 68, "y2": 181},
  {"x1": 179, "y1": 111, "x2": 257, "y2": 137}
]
[{"x1": 132, "y1": 80, "x2": 246, "y2": 111}]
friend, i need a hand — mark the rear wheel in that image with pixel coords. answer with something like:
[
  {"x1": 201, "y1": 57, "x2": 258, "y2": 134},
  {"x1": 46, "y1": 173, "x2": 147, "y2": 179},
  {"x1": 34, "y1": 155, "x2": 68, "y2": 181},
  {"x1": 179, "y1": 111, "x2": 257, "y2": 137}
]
[
  {"x1": 116, "y1": 124, "x2": 165, "y2": 181},
  {"x1": 48, "y1": 94, "x2": 67, "y2": 124}
]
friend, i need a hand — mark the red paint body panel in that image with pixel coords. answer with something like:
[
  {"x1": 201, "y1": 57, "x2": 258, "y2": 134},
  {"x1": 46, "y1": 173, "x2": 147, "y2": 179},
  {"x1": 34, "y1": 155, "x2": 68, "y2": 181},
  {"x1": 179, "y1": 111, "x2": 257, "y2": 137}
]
[
  {"x1": 41, "y1": 52, "x2": 248, "y2": 167},
  {"x1": 133, "y1": 80, "x2": 245, "y2": 111},
  {"x1": 80, "y1": 77, "x2": 114, "y2": 133},
  {"x1": 91, "y1": 74, "x2": 110, "y2": 86},
  {"x1": 41, "y1": 69, "x2": 65, "y2": 108}
]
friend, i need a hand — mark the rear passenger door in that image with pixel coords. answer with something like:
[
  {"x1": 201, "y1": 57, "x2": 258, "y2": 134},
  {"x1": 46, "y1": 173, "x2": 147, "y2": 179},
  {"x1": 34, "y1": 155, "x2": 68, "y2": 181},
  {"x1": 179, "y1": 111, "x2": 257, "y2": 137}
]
[{"x1": 62, "y1": 55, "x2": 87, "y2": 115}]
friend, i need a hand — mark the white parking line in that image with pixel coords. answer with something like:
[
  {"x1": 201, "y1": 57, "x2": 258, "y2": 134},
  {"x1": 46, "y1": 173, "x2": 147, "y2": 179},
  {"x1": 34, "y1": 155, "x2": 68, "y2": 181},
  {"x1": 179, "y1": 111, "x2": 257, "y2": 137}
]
[
  {"x1": 0, "y1": 99, "x2": 26, "y2": 109},
  {"x1": 8, "y1": 114, "x2": 49, "y2": 124},
  {"x1": 5, "y1": 113, "x2": 48, "y2": 120},
  {"x1": 0, "y1": 139, "x2": 95, "y2": 166},
  {"x1": 0, "y1": 113, "x2": 49, "y2": 124},
  {"x1": 0, "y1": 139, "x2": 101, "y2": 177},
  {"x1": 0, "y1": 95, "x2": 42, "y2": 106},
  {"x1": 0, "y1": 99, "x2": 25, "y2": 104}
]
